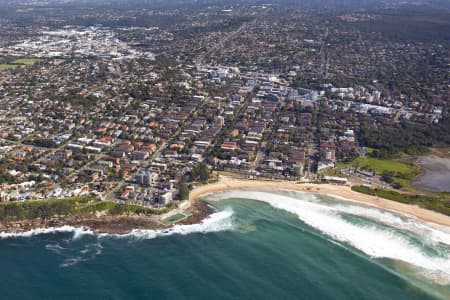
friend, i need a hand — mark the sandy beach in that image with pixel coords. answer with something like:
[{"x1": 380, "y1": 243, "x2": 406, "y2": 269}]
[{"x1": 190, "y1": 176, "x2": 450, "y2": 227}]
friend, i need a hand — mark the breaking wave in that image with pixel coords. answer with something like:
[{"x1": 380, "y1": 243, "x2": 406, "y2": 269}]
[
  {"x1": 0, "y1": 208, "x2": 234, "y2": 242},
  {"x1": 40, "y1": 209, "x2": 233, "y2": 268},
  {"x1": 0, "y1": 225, "x2": 94, "y2": 240},
  {"x1": 206, "y1": 190, "x2": 450, "y2": 284},
  {"x1": 100, "y1": 208, "x2": 234, "y2": 240},
  {"x1": 57, "y1": 241, "x2": 104, "y2": 268}
]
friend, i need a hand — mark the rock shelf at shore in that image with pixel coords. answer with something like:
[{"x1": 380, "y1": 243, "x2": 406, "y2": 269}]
[{"x1": 0, "y1": 201, "x2": 215, "y2": 235}]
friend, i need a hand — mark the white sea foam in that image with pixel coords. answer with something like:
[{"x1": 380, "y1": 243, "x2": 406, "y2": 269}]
[
  {"x1": 58, "y1": 241, "x2": 104, "y2": 268},
  {"x1": 0, "y1": 225, "x2": 94, "y2": 240},
  {"x1": 0, "y1": 209, "x2": 233, "y2": 242},
  {"x1": 101, "y1": 208, "x2": 234, "y2": 240},
  {"x1": 45, "y1": 243, "x2": 67, "y2": 254},
  {"x1": 0, "y1": 209, "x2": 233, "y2": 268},
  {"x1": 208, "y1": 190, "x2": 450, "y2": 283},
  {"x1": 60, "y1": 256, "x2": 84, "y2": 268}
]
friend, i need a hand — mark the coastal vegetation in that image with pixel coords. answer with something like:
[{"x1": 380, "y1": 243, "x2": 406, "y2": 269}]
[
  {"x1": 351, "y1": 185, "x2": 450, "y2": 216},
  {"x1": 337, "y1": 156, "x2": 420, "y2": 189},
  {"x1": 0, "y1": 197, "x2": 170, "y2": 223},
  {"x1": 190, "y1": 163, "x2": 211, "y2": 183},
  {"x1": 178, "y1": 182, "x2": 190, "y2": 200},
  {"x1": 361, "y1": 119, "x2": 450, "y2": 158}
]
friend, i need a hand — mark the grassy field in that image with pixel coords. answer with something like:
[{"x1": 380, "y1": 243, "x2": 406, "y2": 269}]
[
  {"x1": 0, "y1": 64, "x2": 18, "y2": 71},
  {"x1": 0, "y1": 58, "x2": 43, "y2": 71},
  {"x1": 12, "y1": 58, "x2": 43, "y2": 65},
  {"x1": 338, "y1": 156, "x2": 419, "y2": 178},
  {"x1": 350, "y1": 157, "x2": 417, "y2": 174},
  {"x1": 336, "y1": 156, "x2": 422, "y2": 191}
]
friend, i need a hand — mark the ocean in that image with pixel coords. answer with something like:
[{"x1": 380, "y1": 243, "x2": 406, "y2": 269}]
[{"x1": 1, "y1": 189, "x2": 449, "y2": 300}]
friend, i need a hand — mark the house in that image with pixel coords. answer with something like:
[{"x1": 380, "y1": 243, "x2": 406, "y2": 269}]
[
  {"x1": 220, "y1": 142, "x2": 237, "y2": 151},
  {"x1": 135, "y1": 171, "x2": 159, "y2": 186},
  {"x1": 160, "y1": 191, "x2": 173, "y2": 205},
  {"x1": 320, "y1": 142, "x2": 336, "y2": 161},
  {"x1": 132, "y1": 151, "x2": 150, "y2": 160}
]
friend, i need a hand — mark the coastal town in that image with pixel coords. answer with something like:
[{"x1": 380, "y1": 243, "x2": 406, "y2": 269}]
[
  {"x1": 1, "y1": 1, "x2": 450, "y2": 299},
  {"x1": 0, "y1": 1, "x2": 449, "y2": 221}
]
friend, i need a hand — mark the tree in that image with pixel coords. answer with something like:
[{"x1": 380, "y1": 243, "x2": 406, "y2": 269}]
[
  {"x1": 192, "y1": 163, "x2": 210, "y2": 183},
  {"x1": 178, "y1": 182, "x2": 189, "y2": 200},
  {"x1": 381, "y1": 171, "x2": 394, "y2": 184}
]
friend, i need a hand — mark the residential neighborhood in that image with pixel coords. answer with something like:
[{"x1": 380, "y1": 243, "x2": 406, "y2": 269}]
[{"x1": 0, "y1": 1, "x2": 448, "y2": 209}]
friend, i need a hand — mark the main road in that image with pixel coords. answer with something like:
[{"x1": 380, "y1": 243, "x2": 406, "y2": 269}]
[{"x1": 195, "y1": 19, "x2": 256, "y2": 66}]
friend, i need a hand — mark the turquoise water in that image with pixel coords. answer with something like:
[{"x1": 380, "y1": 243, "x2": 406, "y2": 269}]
[{"x1": 1, "y1": 190, "x2": 450, "y2": 299}]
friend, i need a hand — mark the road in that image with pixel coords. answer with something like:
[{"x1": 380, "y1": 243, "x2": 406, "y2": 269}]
[
  {"x1": 196, "y1": 19, "x2": 255, "y2": 65},
  {"x1": 0, "y1": 137, "x2": 67, "y2": 164},
  {"x1": 319, "y1": 27, "x2": 329, "y2": 78},
  {"x1": 103, "y1": 141, "x2": 168, "y2": 201},
  {"x1": 104, "y1": 96, "x2": 208, "y2": 201}
]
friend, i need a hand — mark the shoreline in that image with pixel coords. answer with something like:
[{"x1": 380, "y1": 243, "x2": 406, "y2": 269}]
[
  {"x1": 190, "y1": 176, "x2": 450, "y2": 227},
  {"x1": 0, "y1": 201, "x2": 215, "y2": 235},
  {"x1": 3, "y1": 175, "x2": 450, "y2": 236}
]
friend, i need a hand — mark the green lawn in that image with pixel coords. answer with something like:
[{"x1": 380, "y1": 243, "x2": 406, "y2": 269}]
[
  {"x1": 343, "y1": 157, "x2": 418, "y2": 177},
  {"x1": 0, "y1": 59, "x2": 43, "y2": 71},
  {"x1": 366, "y1": 147, "x2": 376, "y2": 154},
  {"x1": 12, "y1": 58, "x2": 43, "y2": 65},
  {"x1": 337, "y1": 156, "x2": 421, "y2": 190},
  {"x1": 0, "y1": 64, "x2": 18, "y2": 71}
]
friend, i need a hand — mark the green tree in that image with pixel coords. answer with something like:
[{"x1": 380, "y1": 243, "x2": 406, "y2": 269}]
[
  {"x1": 192, "y1": 163, "x2": 210, "y2": 183},
  {"x1": 179, "y1": 182, "x2": 189, "y2": 200}
]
